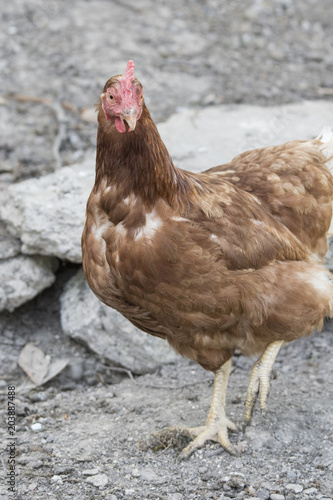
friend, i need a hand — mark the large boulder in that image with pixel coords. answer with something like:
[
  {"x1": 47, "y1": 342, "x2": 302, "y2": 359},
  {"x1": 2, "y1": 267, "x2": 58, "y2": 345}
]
[
  {"x1": 60, "y1": 269, "x2": 178, "y2": 374},
  {"x1": 158, "y1": 100, "x2": 333, "y2": 172},
  {"x1": 0, "y1": 220, "x2": 21, "y2": 260},
  {"x1": 0, "y1": 155, "x2": 95, "y2": 263},
  {"x1": 0, "y1": 213, "x2": 58, "y2": 313}
]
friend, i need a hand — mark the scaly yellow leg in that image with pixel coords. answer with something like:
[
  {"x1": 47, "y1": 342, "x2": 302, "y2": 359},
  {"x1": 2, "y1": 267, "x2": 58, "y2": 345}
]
[
  {"x1": 244, "y1": 340, "x2": 284, "y2": 424},
  {"x1": 177, "y1": 358, "x2": 238, "y2": 459}
]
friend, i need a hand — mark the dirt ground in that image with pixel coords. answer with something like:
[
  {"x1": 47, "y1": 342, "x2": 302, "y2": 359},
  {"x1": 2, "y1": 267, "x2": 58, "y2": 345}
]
[{"x1": 1, "y1": 0, "x2": 333, "y2": 499}]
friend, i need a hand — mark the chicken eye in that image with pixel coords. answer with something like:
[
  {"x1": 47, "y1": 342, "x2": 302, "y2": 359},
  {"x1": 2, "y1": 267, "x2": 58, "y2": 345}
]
[{"x1": 109, "y1": 94, "x2": 114, "y2": 100}]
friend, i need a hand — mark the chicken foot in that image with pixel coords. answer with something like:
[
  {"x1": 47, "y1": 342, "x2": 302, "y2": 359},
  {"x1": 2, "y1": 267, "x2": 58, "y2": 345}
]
[
  {"x1": 244, "y1": 340, "x2": 284, "y2": 424},
  {"x1": 155, "y1": 359, "x2": 238, "y2": 459}
]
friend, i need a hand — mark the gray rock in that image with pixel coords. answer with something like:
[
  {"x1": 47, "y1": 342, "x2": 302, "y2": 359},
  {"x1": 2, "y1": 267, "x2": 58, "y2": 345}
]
[
  {"x1": 270, "y1": 495, "x2": 285, "y2": 500},
  {"x1": 0, "y1": 255, "x2": 57, "y2": 312},
  {"x1": 85, "y1": 473, "x2": 108, "y2": 487},
  {"x1": 0, "y1": 220, "x2": 20, "y2": 259},
  {"x1": 285, "y1": 484, "x2": 303, "y2": 493},
  {"x1": 82, "y1": 468, "x2": 100, "y2": 476},
  {"x1": 257, "y1": 489, "x2": 270, "y2": 500},
  {"x1": 60, "y1": 269, "x2": 179, "y2": 375},
  {"x1": 158, "y1": 100, "x2": 333, "y2": 174},
  {"x1": 0, "y1": 156, "x2": 95, "y2": 263}
]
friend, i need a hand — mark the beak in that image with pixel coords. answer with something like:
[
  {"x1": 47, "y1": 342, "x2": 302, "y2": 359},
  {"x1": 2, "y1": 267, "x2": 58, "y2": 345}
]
[{"x1": 122, "y1": 108, "x2": 138, "y2": 131}]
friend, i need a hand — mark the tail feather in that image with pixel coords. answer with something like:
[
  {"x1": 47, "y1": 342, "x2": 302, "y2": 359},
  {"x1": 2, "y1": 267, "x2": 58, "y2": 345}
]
[
  {"x1": 317, "y1": 126, "x2": 333, "y2": 173},
  {"x1": 317, "y1": 127, "x2": 333, "y2": 237}
]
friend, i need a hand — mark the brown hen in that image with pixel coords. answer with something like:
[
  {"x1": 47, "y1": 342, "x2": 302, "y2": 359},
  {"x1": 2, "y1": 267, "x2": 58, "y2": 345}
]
[{"x1": 82, "y1": 61, "x2": 333, "y2": 458}]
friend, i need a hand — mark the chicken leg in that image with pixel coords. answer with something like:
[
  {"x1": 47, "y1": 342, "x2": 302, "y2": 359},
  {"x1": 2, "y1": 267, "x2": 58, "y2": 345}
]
[
  {"x1": 244, "y1": 340, "x2": 284, "y2": 424},
  {"x1": 154, "y1": 359, "x2": 238, "y2": 459},
  {"x1": 178, "y1": 358, "x2": 237, "y2": 459}
]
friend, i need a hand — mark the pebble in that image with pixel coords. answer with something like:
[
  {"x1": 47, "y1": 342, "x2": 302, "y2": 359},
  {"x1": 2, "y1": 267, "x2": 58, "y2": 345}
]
[
  {"x1": 85, "y1": 473, "x2": 108, "y2": 487},
  {"x1": 29, "y1": 392, "x2": 47, "y2": 402},
  {"x1": 168, "y1": 494, "x2": 184, "y2": 500},
  {"x1": 303, "y1": 487, "x2": 318, "y2": 494},
  {"x1": 30, "y1": 423, "x2": 43, "y2": 431},
  {"x1": 82, "y1": 468, "x2": 100, "y2": 476},
  {"x1": 131, "y1": 468, "x2": 141, "y2": 478},
  {"x1": 32, "y1": 460, "x2": 43, "y2": 469},
  {"x1": 51, "y1": 475, "x2": 63, "y2": 484},
  {"x1": 257, "y1": 489, "x2": 270, "y2": 500},
  {"x1": 286, "y1": 484, "x2": 304, "y2": 493},
  {"x1": 270, "y1": 495, "x2": 285, "y2": 500},
  {"x1": 54, "y1": 465, "x2": 74, "y2": 475}
]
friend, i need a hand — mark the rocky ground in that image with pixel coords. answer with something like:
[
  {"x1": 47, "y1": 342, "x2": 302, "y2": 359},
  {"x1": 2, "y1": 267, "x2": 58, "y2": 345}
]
[{"x1": 1, "y1": 0, "x2": 333, "y2": 499}]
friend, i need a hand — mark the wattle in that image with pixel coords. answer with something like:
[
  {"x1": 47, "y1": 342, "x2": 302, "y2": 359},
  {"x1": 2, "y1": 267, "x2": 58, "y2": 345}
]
[{"x1": 115, "y1": 117, "x2": 126, "y2": 133}]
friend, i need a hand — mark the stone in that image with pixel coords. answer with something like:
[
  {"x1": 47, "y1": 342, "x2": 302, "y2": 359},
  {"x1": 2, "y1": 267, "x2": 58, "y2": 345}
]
[
  {"x1": 0, "y1": 255, "x2": 57, "y2": 312},
  {"x1": 303, "y1": 487, "x2": 317, "y2": 495},
  {"x1": 82, "y1": 468, "x2": 100, "y2": 476},
  {"x1": 0, "y1": 220, "x2": 20, "y2": 259},
  {"x1": 257, "y1": 489, "x2": 270, "y2": 500},
  {"x1": 158, "y1": 101, "x2": 333, "y2": 175},
  {"x1": 270, "y1": 495, "x2": 285, "y2": 500},
  {"x1": 0, "y1": 155, "x2": 95, "y2": 263},
  {"x1": 85, "y1": 473, "x2": 108, "y2": 488},
  {"x1": 285, "y1": 484, "x2": 304, "y2": 493},
  {"x1": 30, "y1": 423, "x2": 43, "y2": 431},
  {"x1": 51, "y1": 475, "x2": 63, "y2": 484},
  {"x1": 60, "y1": 269, "x2": 179, "y2": 375}
]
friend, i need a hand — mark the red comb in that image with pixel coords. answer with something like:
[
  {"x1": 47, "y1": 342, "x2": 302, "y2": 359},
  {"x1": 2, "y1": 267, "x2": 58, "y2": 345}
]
[{"x1": 121, "y1": 60, "x2": 135, "y2": 100}]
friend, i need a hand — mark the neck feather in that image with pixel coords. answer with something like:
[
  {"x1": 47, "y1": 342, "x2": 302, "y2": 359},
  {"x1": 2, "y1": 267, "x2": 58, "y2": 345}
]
[{"x1": 95, "y1": 105, "x2": 195, "y2": 208}]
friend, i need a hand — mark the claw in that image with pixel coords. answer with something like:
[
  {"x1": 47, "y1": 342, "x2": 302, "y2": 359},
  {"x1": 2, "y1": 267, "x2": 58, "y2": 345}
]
[
  {"x1": 177, "y1": 418, "x2": 239, "y2": 459},
  {"x1": 151, "y1": 359, "x2": 240, "y2": 459}
]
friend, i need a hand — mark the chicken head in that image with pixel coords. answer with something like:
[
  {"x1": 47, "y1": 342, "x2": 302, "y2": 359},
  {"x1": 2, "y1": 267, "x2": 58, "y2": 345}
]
[{"x1": 100, "y1": 60, "x2": 144, "y2": 133}]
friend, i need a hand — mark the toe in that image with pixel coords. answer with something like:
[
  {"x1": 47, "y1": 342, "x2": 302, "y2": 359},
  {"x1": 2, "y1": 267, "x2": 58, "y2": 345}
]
[{"x1": 217, "y1": 428, "x2": 237, "y2": 455}]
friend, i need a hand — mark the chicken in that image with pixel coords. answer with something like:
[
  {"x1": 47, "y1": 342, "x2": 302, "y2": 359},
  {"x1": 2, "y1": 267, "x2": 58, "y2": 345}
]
[{"x1": 82, "y1": 60, "x2": 333, "y2": 458}]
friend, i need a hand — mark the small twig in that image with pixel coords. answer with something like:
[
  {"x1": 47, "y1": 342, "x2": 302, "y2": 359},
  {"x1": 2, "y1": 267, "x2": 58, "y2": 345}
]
[
  {"x1": 106, "y1": 366, "x2": 135, "y2": 380},
  {"x1": 10, "y1": 95, "x2": 52, "y2": 105},
  {"x1": 134, "y1": 366, "x2": 236, "y2": 390},
  {"x1": 317, "y1": 87, "x2": 333, "y2": 96},
  {"x1": 134, "y1": 377, "x2": 213, "y2": 390}
]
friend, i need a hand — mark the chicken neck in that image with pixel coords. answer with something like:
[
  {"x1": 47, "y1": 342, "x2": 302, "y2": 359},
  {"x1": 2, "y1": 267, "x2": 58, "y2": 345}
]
[{"x1": 95, "y1": 104, "x2": 194, "y2": 209}]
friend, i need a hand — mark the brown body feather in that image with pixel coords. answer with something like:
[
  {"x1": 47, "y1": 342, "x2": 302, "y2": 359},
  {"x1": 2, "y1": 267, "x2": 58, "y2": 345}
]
[{"x1": 82, "y1": 98, "x2": 333, "y2": 372}]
